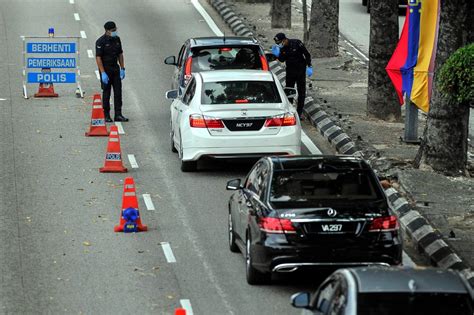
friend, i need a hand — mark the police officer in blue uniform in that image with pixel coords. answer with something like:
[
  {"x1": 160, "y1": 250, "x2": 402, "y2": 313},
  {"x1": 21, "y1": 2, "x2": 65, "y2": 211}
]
[
  {"x1": 95, "y1": 21, "x2": 128, "y2": 122},
  {"x1": 272, "y1": 33, "x2": 313, "y2": 120}
]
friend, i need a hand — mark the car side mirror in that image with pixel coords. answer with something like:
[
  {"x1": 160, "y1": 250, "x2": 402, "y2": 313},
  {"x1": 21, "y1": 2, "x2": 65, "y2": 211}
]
[
  {"x1": 265, "y1": 52, "x2": 277, "y2": 62},
  {"x1": 164, "y1": 55, "x2": 177, "y2": 66},
  {"x1": 165, "y1": 89, "x2": 179, "y2": 100},
  {"x1": 226, "y1": 179, "x2": 242, "y2": 190},
  {"x1": 284, "y1": 87, "x2": 297, "y2": 102},
  {"x1": 291, "y1": 292, "x2": 310, "y2": 309}
]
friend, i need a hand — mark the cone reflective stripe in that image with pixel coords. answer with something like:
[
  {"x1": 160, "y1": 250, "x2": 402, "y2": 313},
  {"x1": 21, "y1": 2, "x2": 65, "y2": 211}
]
[
  {"x1": 99, "y1": 125, "x2": 127, "y2": 173},
  {"x1": 85, "y1": 94, "x2": 109, "y2": 137},
  {"x1": 114, "y1": 177, "x2": 148, "y2": 232}
]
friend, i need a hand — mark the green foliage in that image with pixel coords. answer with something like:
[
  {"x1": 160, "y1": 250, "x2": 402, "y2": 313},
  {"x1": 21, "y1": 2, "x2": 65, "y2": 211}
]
[{"x1": 437, "y1": 43, "x2": 474, "y2": 104}]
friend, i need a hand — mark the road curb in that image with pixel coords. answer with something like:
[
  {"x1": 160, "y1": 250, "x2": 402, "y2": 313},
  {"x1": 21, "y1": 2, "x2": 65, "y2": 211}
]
[{"x1": 206, "y1": 0, "x2": 473, "y2": 286}]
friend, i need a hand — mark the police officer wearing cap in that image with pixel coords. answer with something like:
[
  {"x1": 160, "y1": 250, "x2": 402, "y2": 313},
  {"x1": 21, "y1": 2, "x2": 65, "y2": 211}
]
[
  {"x1": 271, "y1": 33, "x2": 312, "y2": 120},
  {"x1": 96, "y1": 21, "x2": 128, "y2": 122}
]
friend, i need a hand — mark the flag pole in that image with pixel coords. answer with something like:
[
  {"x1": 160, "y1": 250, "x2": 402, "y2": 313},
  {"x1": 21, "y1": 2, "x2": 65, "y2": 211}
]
[{"x1": 403, "y1": 96, "x2": 420, "y2": 143}]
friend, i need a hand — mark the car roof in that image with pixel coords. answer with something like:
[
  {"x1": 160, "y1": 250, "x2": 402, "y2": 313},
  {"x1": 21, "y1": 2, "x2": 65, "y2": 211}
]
[
  {"x1": 198, "y1": 70, "x2": 274, "y2": 83},
  {"x1": 347, "y1": 267, "x2": 472, "y2": 294},
  {"x1": 268, "y1": 155, "x2": 371, "y2": 171},
  {"x1": 190, "y1": 36, "x2": 259, "y2": 47}
]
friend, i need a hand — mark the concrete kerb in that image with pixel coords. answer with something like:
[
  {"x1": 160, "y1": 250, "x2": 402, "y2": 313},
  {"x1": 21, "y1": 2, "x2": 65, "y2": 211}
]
[{"x1": 206, "y1": 0, "x2": 473, "y2": 286}]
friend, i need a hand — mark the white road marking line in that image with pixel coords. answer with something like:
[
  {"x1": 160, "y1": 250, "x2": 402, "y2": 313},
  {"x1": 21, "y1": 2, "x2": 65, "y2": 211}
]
[
  {"x1": 69, "y1": 0, "x2": 74, "y2": 3},
  {"x1": 402, "y1": 251, "x2": 416, "y2": 267},
  {"x1": 190, "y1": 0, "x2": 224, "y2": 36},
  {"x1": 87, "y1": 49, "x2": 94, "y2": 58},
  {"x1": 74, "y1": 13, "x2": 80, "y2": 21},
  {"x1": 115, "y1": 121, "x2": 125, "y2": 134},
  {"x1": 94, "y1": 70, "x2": 100, "y2": 81},
  {"x1": 180, "y1": 299, "x2": 194, "y2": 315},
  {"x1": 345, "y1": 40, "x2": 369, "y2": 61},
  {"x1": 80, "y1": 30, "x2": 87, "y2": 39},
  {"x1": 161, "y1": 242, "x2": 177, "y2": 263},
  {"x1": 142, "y1": 194, "x2": 156, "y2": 211},
  {"x1": 301, "y1": 130, "x2": 322, "y2": 154},
  {"x1": 0, "y1": 98, "x2": 7, "y2": 101},
  {"x1": 128, "y1": 154, "x2": 139, "y2": 169}
]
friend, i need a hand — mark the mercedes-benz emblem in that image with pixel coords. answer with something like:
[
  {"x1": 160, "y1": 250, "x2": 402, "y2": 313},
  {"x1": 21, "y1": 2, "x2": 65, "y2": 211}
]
[
  {"x1": 241, "y1": 110, "x2": 248, "y2": 116},
  {"x1": 327, "y1": 208, "x2": 337, "y2": 217}
]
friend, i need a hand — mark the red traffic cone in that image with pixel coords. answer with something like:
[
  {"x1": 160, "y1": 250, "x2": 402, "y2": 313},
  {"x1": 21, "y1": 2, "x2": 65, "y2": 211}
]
[
  {"x1": 85, "y1": 94, "x2": 109, "y2": 137},
  {"x1": 114, "y1": 177, "x2": 148, "y2": 232},
  {"x1": 34, "y1": 83, "x2": 58, "y2": 97},
  {"x1": 99, "y1": 125, "x2": 127, "y2": 173},
  {"x1": 175, "y1": 309, "x2": 186, "y2": 315}
]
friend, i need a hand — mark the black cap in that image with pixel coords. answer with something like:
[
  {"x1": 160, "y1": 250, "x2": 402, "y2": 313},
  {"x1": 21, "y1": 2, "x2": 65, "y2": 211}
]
[
  {"x1": 274, "y1": 33, "x2": 286, "y2": 43},
  {"x1": 104, "y1": 21, "x2": 116, "y2": 31}
]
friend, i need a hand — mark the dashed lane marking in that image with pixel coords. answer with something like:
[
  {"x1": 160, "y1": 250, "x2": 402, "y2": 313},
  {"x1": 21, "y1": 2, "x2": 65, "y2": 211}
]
[
  {"x1": 95, "y1": 70, "x2": 100, "y2": 81},
  {"x1": 128, "y1": 154, "x2": 139, "y2": 169},
  {"x1": 87, "y1": 49, "x2": 94, "y2": 58},
  {"x1": 0, "y1": 98, "x2": 7, "y2": 101},
  {"x1": 69, "y1": 0, "x2": 74, "y2": 3},
  {"x1": 80, "y1": 30, "x2": 87, "y2": 39},
  {"x1": 74, "y1": 13, "x2": 80, "y2": 21},
  {"x1": 142, "y1": 194, "x2": 156, "y2": 211},
  {"x1": 180, "y1": 299, "x2": 194, "y2": 315},
  {"x1": 161, "y1": 242, "x2": 177, "y2": 263},
  {"x1": 115, "y1": 121, "x2": 125, "y2": 134}
]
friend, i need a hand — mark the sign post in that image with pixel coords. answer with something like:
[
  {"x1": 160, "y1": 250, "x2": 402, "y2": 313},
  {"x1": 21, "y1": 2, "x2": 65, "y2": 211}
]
[
  {"x1": 403, "y1": 98, "x2": 420, "y2": 143},
  {"x1": 22, "y1": 30, "x2": 83, "y2": 99}
]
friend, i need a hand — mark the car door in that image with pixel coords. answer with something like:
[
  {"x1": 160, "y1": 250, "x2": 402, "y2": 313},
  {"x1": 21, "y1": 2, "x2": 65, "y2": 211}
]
[{"x1": 175, "y1": 77, "x2": 196, "y2": 148}]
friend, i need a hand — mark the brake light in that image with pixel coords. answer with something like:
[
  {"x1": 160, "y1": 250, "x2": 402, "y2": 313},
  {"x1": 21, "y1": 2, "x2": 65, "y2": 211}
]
[
  {"x1": 258, "y1": 217, "x2": 296, "y2": 234},
  {"x1": 184, "y1": 56, "x2": 192, "y2": 82},
  {"x1": 235, "y1": 99, "x2": 249, "y2": 103},
  {"x1": 260, "y1": 55, "x2": 269, "y2": 71},
  {"x1": 264, "y1": 113, "x2": 297, "y2": 127},
  {"x1": 368, "y1": 216, "x2": 399, "y2": 232},
  {"x1": 220, "y1": 47, "x2": 232, "y2": 52},
  {"x1": 189, "y1": 114, "x2": 224, "y2": 128}
]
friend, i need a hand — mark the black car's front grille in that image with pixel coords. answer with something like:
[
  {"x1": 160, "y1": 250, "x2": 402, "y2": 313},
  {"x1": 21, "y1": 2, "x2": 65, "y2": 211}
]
[{"x1": 223, "y1": 119, "x2": 266, "y2": 131}]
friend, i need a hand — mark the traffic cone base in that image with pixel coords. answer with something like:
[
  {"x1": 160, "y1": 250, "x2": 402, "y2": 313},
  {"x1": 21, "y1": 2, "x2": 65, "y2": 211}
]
[
  {"x1": 100, "y1": 126, "x2": 127, "y2": 173},
  {"x1": 34, "y1": 83, "x2": 58, "y2": 97}
]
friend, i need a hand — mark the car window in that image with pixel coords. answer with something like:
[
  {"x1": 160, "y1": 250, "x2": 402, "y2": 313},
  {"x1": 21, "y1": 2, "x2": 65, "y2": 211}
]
[
  {"x1": 269, "y1": 169, "x2": 384, "y2": 209},
  {"x1": 191, "y1": 46, "x2": 263, "y2": 71},
  {"x1": 314, "y1": 279, "x2": 338, "y2": 314},
  {"x1": 245, "y1": 162, "x2": 263, "y2": 195},
  {"x1": 182, "y1": 78, "x2": 196, "y2": 105},
  {"x1": 257, "y1": 163, "x2": 270, "y2": 200},
  {"x1": 328, "y1": 277, "x2": 348, "y2": 315},
  {"x1": 177, "y1": 44, "x2": 186, "y2": 68},
  {"x1": 202, "y1": 81, "x2": 281, "y2": 105},
  {"x1": 357, "y1": 292, "x2": 473, "y2": 315}
]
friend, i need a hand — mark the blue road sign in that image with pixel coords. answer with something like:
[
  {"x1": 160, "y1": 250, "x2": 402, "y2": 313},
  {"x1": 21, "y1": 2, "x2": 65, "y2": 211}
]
[
  {"x1": 27, "y1": 42, "x2": 76, "y2": 54},
  {"x1": 27, "y1": 72, "x2": 76, "y2": 83},
  {"x1": 27, "y1": 58, "x2": 76, "y2": 68}
]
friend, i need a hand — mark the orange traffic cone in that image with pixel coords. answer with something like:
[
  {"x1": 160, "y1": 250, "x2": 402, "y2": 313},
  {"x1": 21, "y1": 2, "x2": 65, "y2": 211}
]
[
  {"x1": 99, "y1": 125, "x2": 127, "y2": 173},
  {"x1": 34, "y1": 83, "x2": 58, "y2": 97},
  {"x1": 175, "y1": 309, "x2": 186, "y2": 315},
  {"x1": 114, "y1": 177, "x2": 148, "y2": 232},
  {"x1": 85, "y1": 94, "x2": 109, "y2": 137}
]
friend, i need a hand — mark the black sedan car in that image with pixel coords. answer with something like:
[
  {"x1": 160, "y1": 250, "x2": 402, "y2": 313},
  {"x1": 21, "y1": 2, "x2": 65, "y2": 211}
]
[
  {"x1": 226, "y1": 155, "x2": 402, "y2": 284},
  {"x1": 164, "y1": 36, "x2": 270, "y2": 94},
  {"x1": 291, "y1": 267, "x2": 474, "y2": 314}
]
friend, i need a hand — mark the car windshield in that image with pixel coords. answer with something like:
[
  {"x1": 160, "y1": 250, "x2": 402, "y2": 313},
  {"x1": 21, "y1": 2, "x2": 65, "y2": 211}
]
[
  {"x1": 202, "y1": 81, "x2": 282, "y2": 104},
  {"x1": 357, "y1": 292, "x2": 473, "y2": 315},
  {"x1": 191, "y1": 46, "x2": 263, "y2": 71},
  {"x1": 270, "y1": 169, "x2": 383, "y2": 209}
]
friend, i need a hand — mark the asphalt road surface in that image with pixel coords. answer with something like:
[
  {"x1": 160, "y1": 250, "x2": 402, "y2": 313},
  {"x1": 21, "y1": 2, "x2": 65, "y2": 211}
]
[{"x1": 0, "y1": 0, "x2": 414, "y2": 314}]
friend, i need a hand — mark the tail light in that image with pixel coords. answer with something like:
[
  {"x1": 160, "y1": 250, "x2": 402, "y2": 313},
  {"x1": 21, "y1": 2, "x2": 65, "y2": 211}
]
[
  {"x1": 189, "y1": 114, "x2": 224, "y2": 128},
  {"x1": 368, "y1": 216, "x2": 399, "y2": 232},
  {"x1": 258, "y1": 217, "x2": 296, "y2": 234},
  {"x1": 264, "y1": 113, "x2": 297, "y2": 127},
  {"x1": 260, "y1": 55, "x2": 269, "y2": 71},
  {"x1": 184, "y1": 56, "x2": 192, "y2": 83}
]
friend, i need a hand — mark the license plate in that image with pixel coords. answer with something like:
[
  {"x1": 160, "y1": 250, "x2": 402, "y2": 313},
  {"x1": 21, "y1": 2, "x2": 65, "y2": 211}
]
[{"x1": 320, "y1": 224, "x2": 343, "y2": 233}]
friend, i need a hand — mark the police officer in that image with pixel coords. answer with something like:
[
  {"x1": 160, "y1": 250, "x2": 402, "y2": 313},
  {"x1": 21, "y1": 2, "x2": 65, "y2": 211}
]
[
  {"x1": 96, "y1": 21, "x2": 128, "y2": 122},
  {"x1": 271, "y1": 33, "x2": 312, "y2": 120}
]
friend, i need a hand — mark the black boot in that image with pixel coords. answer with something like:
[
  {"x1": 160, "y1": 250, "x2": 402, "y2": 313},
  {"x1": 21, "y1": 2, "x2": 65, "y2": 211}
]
[
  {"x1": 105, "y1": 113, "x2": 113, "y2": 123},
  {"x1": 114, "y1": 114, "x2": 129, "y2": 122}
]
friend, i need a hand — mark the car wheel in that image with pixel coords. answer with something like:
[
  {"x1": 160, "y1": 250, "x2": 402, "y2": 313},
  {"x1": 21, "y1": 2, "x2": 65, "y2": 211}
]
[
  {"x1": 367, "y1": 0, "x2": 371, "y2": 13},
  {"x1": 362, "y1": 0, "x2": 367, "y2": 6},
  {"x1": 170, "y1": 126, "x2": 177, "y2": 153},
  {"x1": 246, "y1": 234, "x2": 270, "y2": 285},
  {"x1": 228, "y1": 212, "x2": 239, "y2": 253}
]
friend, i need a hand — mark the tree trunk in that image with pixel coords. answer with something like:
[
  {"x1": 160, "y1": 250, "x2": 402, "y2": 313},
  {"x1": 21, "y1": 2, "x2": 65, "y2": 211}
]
[
  {"x1": 307, "y1": 0, "x2": 339, "y2": 57},
  {"x1": 367, "y1": 0, "x2": 401, "y2": 121},
  {"x1": 414, "y1": 0, "x2": 474, "y2": 175},
  {"x1": 302, "y1": 0, "x2": 309, "y2": 43},
  {"x1": 271, "y1": 0, "x2": 291, "y2": 29}
]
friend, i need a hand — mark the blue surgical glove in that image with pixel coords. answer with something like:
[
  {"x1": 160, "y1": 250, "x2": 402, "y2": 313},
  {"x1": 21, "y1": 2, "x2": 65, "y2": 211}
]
[
  {"x1": 120, "y1": 68, "x2": 125, "y2": 80},
  {"x1": 101, "y1": 72, "x2": 109, "y2": 85},
  {"x1": 271, "y1": 44, "x2": 280, "y2": 57},
  {"x1": 306, "y1": 66, "x2": 313, "y2": 77}
]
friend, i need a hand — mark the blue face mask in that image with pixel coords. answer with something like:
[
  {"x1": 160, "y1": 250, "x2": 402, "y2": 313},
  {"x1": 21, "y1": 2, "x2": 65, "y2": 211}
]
[{"x1": 110, "y1": 31, "x2": 118, "y2": 37}]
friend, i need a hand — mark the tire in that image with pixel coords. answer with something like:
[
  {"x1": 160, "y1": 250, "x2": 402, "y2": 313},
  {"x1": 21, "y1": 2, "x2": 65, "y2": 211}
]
[
  {"x1": 170, "y1": 130, "x2": 177, "y2": 153},
  {"x1": 246, "y1": 235, "x2": 270, "y2": 285},
  {"x1": 366, "y1": 0, "x2": 371, "y2": 13},
  {"x1": 181, "y1": 160, "x2": 197, "y2": 172},
  {"x1": 228, "y1": 212, "x2": 239, "y2": 253},
  {"x1": 362, "y1": 0, "x2": 367, "y2": 6}
]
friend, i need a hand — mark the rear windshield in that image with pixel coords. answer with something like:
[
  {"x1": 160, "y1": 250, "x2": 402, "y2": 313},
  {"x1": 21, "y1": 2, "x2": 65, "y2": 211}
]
[
  {"x1": 202, "y1": 81, "x2": 282, "y2": 104},
  {"x1": 270, "y1": 169, "x2": 383, "y2": 209},
  {"x1": 191, "y1": 46, "x2": 263, "y2": 71},
  {"x1": 358, "y1": 292, "x2": 473, "y2": 315}
]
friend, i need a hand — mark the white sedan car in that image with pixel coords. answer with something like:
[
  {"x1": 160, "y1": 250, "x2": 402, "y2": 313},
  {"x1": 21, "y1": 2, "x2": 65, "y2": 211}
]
[{"x1": 166, "y1": 70, "x2": 302, "y2": 172}]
